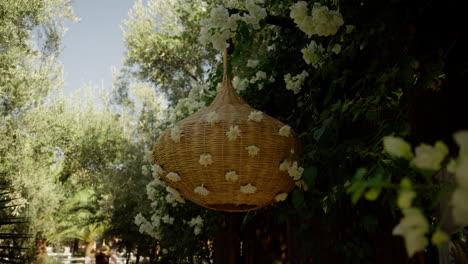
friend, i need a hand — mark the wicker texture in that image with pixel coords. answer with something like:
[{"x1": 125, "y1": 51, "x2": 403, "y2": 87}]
[{"x1": 153, "y1": 53, "x2": 302, "y2": 212}]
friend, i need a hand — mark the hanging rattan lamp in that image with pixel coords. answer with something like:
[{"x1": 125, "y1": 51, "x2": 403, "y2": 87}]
[{"x1": 152, "y1": 50, "x2": 302, "y2": 212}]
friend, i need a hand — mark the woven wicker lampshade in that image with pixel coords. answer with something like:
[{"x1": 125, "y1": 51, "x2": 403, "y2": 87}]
[{"x1": 152, "y1": 51, "x2": 302, "y2": 212}]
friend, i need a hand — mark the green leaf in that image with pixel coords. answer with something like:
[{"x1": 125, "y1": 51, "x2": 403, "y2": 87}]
[
  {"x1": 303, "y1": 166, "x2": 317, "y2": 186},
  {"x1": 292, "y1": 189, "x2": 305, "y2": 209}
]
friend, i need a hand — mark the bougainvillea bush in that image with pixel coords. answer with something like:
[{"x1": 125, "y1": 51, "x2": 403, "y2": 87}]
[{"x1": 124, "y1": 0, "x2": 468, "y2": 263}]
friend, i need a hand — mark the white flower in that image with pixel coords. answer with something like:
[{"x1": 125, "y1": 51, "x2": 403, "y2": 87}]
[
  {"x1": 382, "y1": 136, "x2": 413, "y2": 160},
  {"x1": 288, "y1": 161, "x2": 304, "y2": 181},
  {"x1": 240, "y1": 183, "x2": 257, "y2": 194},
  {"x1": 194, "y1": 184, "x2": 209, "y2": 196},
  {"x1": 170, "y1": 126, "x2": 183, "y2": 143},
  {"x1": 152, "y1": 164, "x2": 165, "y2": 178},
  {"x1": 166, "y1": 186, "x2": 185, "y2": 203},
  {"x1": 295, "y1": 180, "x2": 308, "y2": 191},
  {"x1": 194, "y1": 226, "x2": 202, "y2": 235},
  {"x1": 206, "y1": 111, "x2": 219, "y2": 125},
  {"x1": 397, "y1": 189, "x2": 416, "y2": 209},
  {"x1": 199, "y1": 154, "x2": 213, "y2": 166},
  {"x1": 431, "y1": 230, "x2": 450, "y2": 247},
  {"x1": 144, "y1": 148, "x2": 153, "y2": 162},
  {"x1": 455, "y1": 156, "x2": 468, "y2": 189},
  {"x1": 454, "y1": 130, "x2": 468, "y2": 157},
  {"x1": 411, "y1": 141, "x2": 448, "y2": 171},
  {"x1": 146, "y1": 184, "x2": 158, "y2": 201},
  {"x1": 188, "y1": 216, "x2": 204, "y2": 227},
  {"x1": 162, "y1": 214, "x2": 174, "y2": 224},
  {"x1": 268, "y1": 75, "x2": 275, "y2": 83},
  {"x1": 290, "y1": 2, "x2": 344, "y2": 37},
  {"x1": 242, "y1": 0, "x2": 267, "y2": 29},
  {"x1": 211, "y1": 30, "x2": 234, "y2": 51},
  {"x1": 452, "y1": 188, "x2": 468, "y2": 225},
  {"x1": 284, "y1": 71, "x2": 309, "y2": 94},
  {"x1": 331, "y1": 44, "x2": 341, "y2": 54},
  {"x1": 142, "y1": 165, "x2": 149, "y2": 176},
  {"x1": 301, "y1": 40, "x2": 325, "y2": 68},
  {"x1": 245, "y1": 145, "x2": 260, "y2": 157},
  {"x1": 279, "y1": 125, "x2": 291, "y2": 137},
  {"x1": 225, "y1": 171, "x2": 239, "y2": 182},
  {"x1": 267, "y1": 44, "x2": 275, "y2": 51},
  {"x1": 248, "y1": 111, "x2": 263, "y2": 122},
  {"x1": 247, "y1": 59, "x2": 259, "y2": 68},
  {"x1": 392, "y1": 208, "x2": 429, "y2": 257},
  {"x1": 279, "y1": 160, "x2": 291, "y2": 171},
  {"x1": 134, "y1": 213, "x2": 145, "y2": 226},
  {"x1": 250, "y1": 71, "x2": 268, "y2": 84},
  {"x1": 209, "y1": 6, "x2": 230, "y2": 29},
  {"x1": 166, "y1": 172, "x2": 181, "y2": 182},
  {"x1": 151, "y1": 214, "x2": 161, "y2": 227},
  {"x1": 224, "y1": 13, "x2": 241, "y2": 31},
  {"x1": 226, "y1": 125, "x2": 241, "y2": 140},
  {"x1": 275, "y1": 192, "x2": 288, "y2": 202},
  {"x1": 233, "y1": 76, "x2": 249, "y2": 92}
]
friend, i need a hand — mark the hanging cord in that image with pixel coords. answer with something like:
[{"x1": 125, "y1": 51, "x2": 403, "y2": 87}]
[{"x1": 223, "y1": 39, "x2": 235, "y2": 81}]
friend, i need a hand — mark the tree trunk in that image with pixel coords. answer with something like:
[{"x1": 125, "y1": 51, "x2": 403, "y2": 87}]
[
  {"x1": 213, "y1": 213, "x2": 242, "y2": 264},
  {"x1": 85, "y1": 240, "x2": 96, "y2": 258}
]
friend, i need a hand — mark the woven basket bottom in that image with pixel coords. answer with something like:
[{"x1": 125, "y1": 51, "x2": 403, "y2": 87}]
[{"x1": 203, "y1": 203, "x2": 261, "y2": 212}]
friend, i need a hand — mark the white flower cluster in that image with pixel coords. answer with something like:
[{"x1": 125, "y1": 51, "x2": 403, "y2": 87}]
[
  {"x1": 411, "y1": 141, "x2": 448, "y2": 171},
  {"x1": 250, "y1": 71, "x2": 267, "y2": 83},
  {"x1": 166, "y1": 186, "x2": 185, "y2": 203},
  {"x1": 247, "y1": 59, "x2": 259, "y2": 68},
  {"x1": 245, "y1": 145, "x2": 260, "y2": 157},
  {"x1": 199, "y1": 154, "x2": 213, "y2": 166},
  {"x1": 279, "y1": 160, "x2": 291, "y2": 171},
  {"x1": 383, "y1": 135, "x2": 449, "y2": 171},
  {"x1": 225, "y1": 170, "x2": 239, "y2": 182},
  {"x1": 278, "y1": 125, "x2": 291, "y2": 137},
  {"x1": 152, "y1": 164, "x2": 164, "y2": 178},
  {"x1": 330, "y1": 43, "x2": 342, "y2": 54},
  {"x1": 242, "y1": 0, "x2": 267, "y2": 29},
  {"x1": 290, "y1": 2, "x2": 344, "y2": 37},
  {"x1": 142, "y1": 165, "x2": 149, "y2": 176},
  {"x1": 194, "y1": 184, "x2": 210, "y2": 196},
  {"x1": 451, "y1": 131, "x2": 468, "y2": 226},
  {"x1": 392, "y1": 207, "x2": 429, "y2": 257},
  {"x1": 162, "y1": 214, "x2": 175, "y2": 224},
  {"x1": 198, "y1": 1, "x2": 266, "y2": 52},
  {"x1": 226, "y1": 125, "x2": 241, "y2": 140},
  {"x1": 301, "y1": 40, "x2": 325, "y2": 69},
  {"x1": 383, "y1": 136, "x2": 414, "y2": 160},
  {"x1": 279, "y1": 160, "x2": 305, "y2": 185},
  {"x1": 144, "y1": 147, "x2": 153, "y2": 163},
  {"x1": 274, "y1": 192, "x2": 288, "y2": 202},
  {"x1": 134, "y1": 213, "x2": 160, "y2": 239},
  {"x1": 392, "y1": 181, "x2": 429, "y2": 257},
  {"x1": 166, "y1": 172, "x2": 181, "y2": 182},
  {"x1": 249, "y1": 71, "x2": 275, "y2": 90},
  {"x1": 240, "y1": 183, "x2": 257, "y2": 194},
  {"x1": 206, "y1": 111, "x2": 219, "y2": 125},
  {"x1": 287, "y1": 161, "x2": 304, "y2": 181},
  {"x1": 187, "y1": 215, "x2": 204, "y2": 235},
  {"x1": 170, "y1": 126, "x2": 183, "y2": 143},
  {"x1": 248, "y1": 110, "x2": 263, "y2": 122},
  {"x1": 198, "y1": 6, "x2": 237, "y2": 51},
  {"x1": 284, "y1": 71, "x2": 309, "y2": 94},
  {"x1": 146, "y1": 180, "x2": 160, "y2": 201},
  {"x1": 232, "y1": 76, "x2": 249, "y2": 92}
]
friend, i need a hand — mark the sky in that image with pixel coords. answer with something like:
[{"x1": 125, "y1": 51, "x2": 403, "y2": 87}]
[{"x1": 60, "y1": 0, "x2": 137, "y2": 95}]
